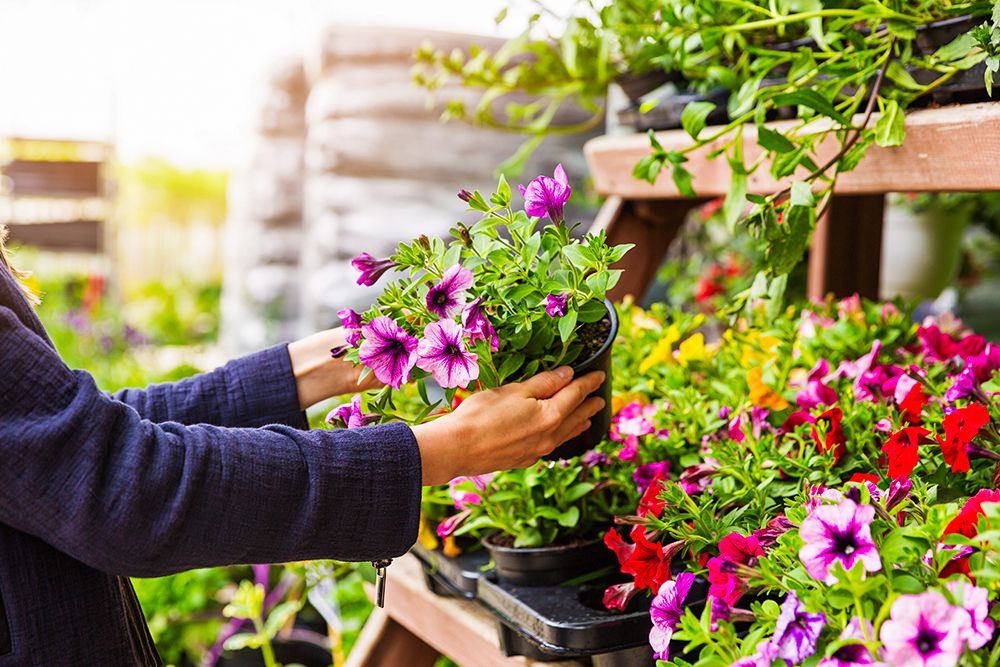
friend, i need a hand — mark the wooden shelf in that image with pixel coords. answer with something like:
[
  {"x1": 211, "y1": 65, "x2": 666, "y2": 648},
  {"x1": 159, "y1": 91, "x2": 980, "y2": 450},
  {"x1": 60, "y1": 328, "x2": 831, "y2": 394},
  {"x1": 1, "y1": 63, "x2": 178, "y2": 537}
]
[
  {"x1": 345, "y1": 554, "x2": 588, "y2": 667},
  {"x1": 586, "y1": 101, "x2": 1000, "y2": 199}
]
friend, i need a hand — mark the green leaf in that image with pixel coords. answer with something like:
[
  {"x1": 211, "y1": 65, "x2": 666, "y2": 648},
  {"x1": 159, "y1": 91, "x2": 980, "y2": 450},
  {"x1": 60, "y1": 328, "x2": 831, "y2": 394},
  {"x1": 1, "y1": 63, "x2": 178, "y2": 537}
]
[
  {"x1": 578, "y1": 300, "x2": 608, "y2": 323},
  {"x1": 757, "y1": 127, "x2": 795, "y2": 153},
  {"x1": 558, "y1": 506, "x2": 580, "y2": 528},
  {"x1": 886, "y1": 61, "x2": 923, "y2": 92},
  {"x1": 681, "y1": 101, "x2": 717, "y2": 140},
  {"x1": 669, "y1": 160, "x2": 696, "y2": 198},
  {"x1": 722, "y1": 173, "x2": 747, "y2": 233},
  {"x1": 874, "y1": 99, "x2": 906, "y2": 147},
  {"x1": 891, "y1": 574, "x2": 925, "y2": 594},
  {"x1": 497, "y1": 352, "x2": 525, "y2": 383},
  {"x1": 790, "y1": 181, "x2": 814, "y2": 208},
  {"x1": 495, "y1": 174, "x2": 512, "y2": 207},
  {"x1": 265, "y1": 600, "x2": 303, "y2": 637},
  {"x1": 562, "y1": 244, "x2": 593, "y2": 270},
  {"x1": 564, "y1": 482, "x2": 595, "y2": 503},
  {"x1": 771, "y1": 89, "x2": 850, "y2": 125},
  {"x1": 558, "y1": 309, "x2": 578, "y2": 342},
  {"x1": 607, "y1": 243, "x2": 634, "y2": 263},
  {"x1": 639, "y1": 99, "x2": 659, "y2": 114}
]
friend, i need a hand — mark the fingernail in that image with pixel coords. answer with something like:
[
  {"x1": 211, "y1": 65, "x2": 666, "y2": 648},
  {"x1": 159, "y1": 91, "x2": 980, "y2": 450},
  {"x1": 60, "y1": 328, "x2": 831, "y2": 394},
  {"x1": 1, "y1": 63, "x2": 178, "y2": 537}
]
[
  {"x1": 594, "y1": 371, "x2": 606, "y2": 383},
  {"x1": 556, "y1": 366, "x2": 573, "y2": 379}
]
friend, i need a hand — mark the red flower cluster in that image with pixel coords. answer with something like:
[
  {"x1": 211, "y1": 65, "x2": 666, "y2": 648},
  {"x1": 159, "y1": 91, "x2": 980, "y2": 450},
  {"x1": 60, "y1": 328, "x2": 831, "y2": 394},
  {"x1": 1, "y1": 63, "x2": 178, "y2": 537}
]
[
  {"x1": 939, "y1": 488, "x2": 1000, "y2": 580},
  {"x1": 937, "y1": 404, "x2": 991, "y2": 473},
  {"x1": 899, "y1": 383, "x2": 929, "y2": 425},
  {"x1": 605, "y1": 525, "x2": 680, "y2": 593}
]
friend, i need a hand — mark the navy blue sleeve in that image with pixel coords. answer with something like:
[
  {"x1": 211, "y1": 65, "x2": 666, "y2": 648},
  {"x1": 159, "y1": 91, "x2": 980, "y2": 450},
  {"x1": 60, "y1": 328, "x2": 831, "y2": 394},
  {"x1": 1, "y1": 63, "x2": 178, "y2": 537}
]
[
  {"x1": 0, "y1": 306, "x2": 422, "y2": 577},
  {"x1": 111, "y1": 345, "x2": 308, "y2": 429}
]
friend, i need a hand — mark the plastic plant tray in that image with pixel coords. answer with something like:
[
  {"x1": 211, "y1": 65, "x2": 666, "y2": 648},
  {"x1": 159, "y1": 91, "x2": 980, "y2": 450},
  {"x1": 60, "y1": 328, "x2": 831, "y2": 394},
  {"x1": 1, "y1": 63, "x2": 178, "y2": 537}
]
[
  {"x1": 477, "y1": 570, "x2": 709, "y2": 661},
  {"x1": 410, "y1": 543, "x2": 491, "y2": 600}
]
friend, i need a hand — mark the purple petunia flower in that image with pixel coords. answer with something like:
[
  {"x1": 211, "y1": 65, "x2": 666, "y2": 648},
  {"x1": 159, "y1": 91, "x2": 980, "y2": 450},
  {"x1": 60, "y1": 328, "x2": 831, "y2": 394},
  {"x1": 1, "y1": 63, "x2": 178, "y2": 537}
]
[
  {"x1": 426, "y1": 264, "x2": 474, "y2": 319},
  {"x1": 709, "y1": 596, "x2": 730, "y2": 631},
  {"x1": 326, "y1": 394, "x2": 378, "y2": 429},
  {"x1": 799, "y1": 498, "x2": 881, "y2": 584},
  {"x1": 732, "y1": 641, "x2": 779, "y2": 667},
  {"x1": 519, "y1": 163, "x2": 571, "y2": 223},
  {"x1": 546, "y1": 293, "x2": 569, "y2": 318},
  {"x1": 649, "y1": 572, "x2": 695, "y2": 661},
  {"x1": 752, "y1": 514, "x2": 795, "y2": 551},
  {"x1": 772, "y1": 592, "x2": 825, "y2": 665},
  {"x1": 416, "y1": 319, "x2": 480, "y2": 389},
  {"x1": 338, "y1": 307, "x2": 363, "y2": 347},
  {"x1": 944, "y1": 367, "x2": 979, "y2": 404},
  {"x1": 352, "y1": 252, "x2": 397, "y2": 286},
  {"x1": 880, "y1": 590, "x2": 970, "y2": 667},
  {"x1": 818, "y1": 617, "x2": 878, "y2": 667},
  {"x1": 582, "y1": 450, "x2": 611, "y2": 469},
  {"x1": 357, "y1": 316, "x2": 419, "y2": 390},
  {"x1": 946, "y1": 580, "x2": 994, "y2": 650},
  {"x1": 462, "y1": 296, "x2": 499, "y2": 352}
]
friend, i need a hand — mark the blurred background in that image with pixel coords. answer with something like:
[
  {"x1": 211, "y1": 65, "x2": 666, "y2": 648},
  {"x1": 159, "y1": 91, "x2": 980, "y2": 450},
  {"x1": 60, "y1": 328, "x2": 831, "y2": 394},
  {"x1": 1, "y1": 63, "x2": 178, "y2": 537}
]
[{"x1": 3, "y1": 1, "x2": 1000, "y2": 665}]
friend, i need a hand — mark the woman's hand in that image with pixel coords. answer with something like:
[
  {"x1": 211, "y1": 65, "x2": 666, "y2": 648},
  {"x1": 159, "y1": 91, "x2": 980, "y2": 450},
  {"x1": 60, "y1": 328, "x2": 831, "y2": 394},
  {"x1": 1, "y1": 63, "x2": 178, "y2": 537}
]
[
  {"x1": 412, "y1": 367, "x2": 606, "y2": 486},
  {"x1": 288, "y1": 327, "x2": 381, "y2": 409}
]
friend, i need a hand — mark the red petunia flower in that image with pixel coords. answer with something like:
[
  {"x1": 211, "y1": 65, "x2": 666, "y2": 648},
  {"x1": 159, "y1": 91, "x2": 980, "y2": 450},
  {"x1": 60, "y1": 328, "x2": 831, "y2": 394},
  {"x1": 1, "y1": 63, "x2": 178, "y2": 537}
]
[
  {"x1": 943, "y1": 488, "x2": 1000, "y2": 538},
  {"x1": 695, "y1": 278, "x2": 725, "y2": 304},
  {"x1": 849, "y1": 473, "x2": 880, "y2": 485},
  {"x1": 622, "y1": 525, "x2": 673, "y2": 592},
  {"x1": 899, "y1": 383, "x2": 929, "y2": 425},
  {"x1": 812, "y1": 407, "x2": 846, "y2": 463},
  {"x1": 881, "y1": 426, "x2": 931, "y2": 478},
  {"x1": 638, "y1": 476, "x2": 667, "y2": 518},
  {"x1": 936, "y1": 403, "x2": 991, "y2": 474}
]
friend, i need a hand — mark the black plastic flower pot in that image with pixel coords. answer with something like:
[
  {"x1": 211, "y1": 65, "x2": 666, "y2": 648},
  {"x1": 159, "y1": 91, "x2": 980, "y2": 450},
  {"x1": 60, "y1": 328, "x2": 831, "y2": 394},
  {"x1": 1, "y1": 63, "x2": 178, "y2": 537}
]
[
  {"x1": 911, "y1": 15, "x2": 992, "y2": 105},
  {"x1": 617, "y1": 86, "x2": 731, "y2": 133},
  {"x1": 483, "y1": 535, "x2": 616, "y2": 586},
  {"x1": 614, "y1": 69, "x2": 685, "y2": 103},
  {"x1": 218, "y1": 636, "x2": 331, "y2": 667},
  {"x1": 477, "y1": 569, "x2": 710, "y2": 662},
  {"x1": 410, "y1": 541, "x2": 491, "y2": 600},
  {"x1": 546, "y1": 299, "x2": 619, "y2": 461}
]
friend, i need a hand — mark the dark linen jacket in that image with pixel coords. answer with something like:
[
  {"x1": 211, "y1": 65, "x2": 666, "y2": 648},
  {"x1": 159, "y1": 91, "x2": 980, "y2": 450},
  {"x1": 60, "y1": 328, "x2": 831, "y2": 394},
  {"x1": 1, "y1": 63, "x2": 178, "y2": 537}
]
[{"x1": 0, "y1": 264, "x2": 421, "y2": 665}]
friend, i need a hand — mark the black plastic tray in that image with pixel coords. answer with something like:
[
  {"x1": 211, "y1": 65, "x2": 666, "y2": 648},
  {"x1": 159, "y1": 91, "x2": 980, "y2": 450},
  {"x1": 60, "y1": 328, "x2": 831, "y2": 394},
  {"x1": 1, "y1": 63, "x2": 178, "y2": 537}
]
[
  {"x1": 410, "y1": 543, "x2": 491, "y2": 600},
  {"x1": 477, "y1": 570, "x2": 709, "y2": 661}
]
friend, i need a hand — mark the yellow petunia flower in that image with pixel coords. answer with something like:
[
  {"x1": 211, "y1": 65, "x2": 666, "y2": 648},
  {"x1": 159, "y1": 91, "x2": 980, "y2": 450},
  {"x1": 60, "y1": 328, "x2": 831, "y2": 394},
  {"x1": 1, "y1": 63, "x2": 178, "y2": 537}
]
[
  {"x1": 677, "y1": 333, "x2": 707, "y2": 366},
  {"x1": 417, "y1": 515, "x2": 439, "y2": 551},
  {"x1": 442, "y1": 536, "x2": 462, "y2": 558},
  {"x1": 740, "y1": 333, "x2": 783, "y2": 369},
  {"x1": 639, "y1": 325, "x2": 682, "y2": 374}
]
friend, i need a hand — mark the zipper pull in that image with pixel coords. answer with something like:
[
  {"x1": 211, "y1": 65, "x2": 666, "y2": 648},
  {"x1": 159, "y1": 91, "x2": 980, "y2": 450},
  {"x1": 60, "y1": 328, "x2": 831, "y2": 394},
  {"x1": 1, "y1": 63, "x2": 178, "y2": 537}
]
[{"x1": 372, "y1": 558, "x2": 392, "y2": 608}]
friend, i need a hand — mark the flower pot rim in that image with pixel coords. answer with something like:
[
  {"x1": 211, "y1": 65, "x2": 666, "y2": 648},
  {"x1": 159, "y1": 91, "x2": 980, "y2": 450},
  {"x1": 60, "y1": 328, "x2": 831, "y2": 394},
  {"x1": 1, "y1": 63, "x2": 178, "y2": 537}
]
[
  {"x1": 481, "y1": 534, "x2": 604, "y2": 555},
  {"x1": 571, "y1": 298, "x2": 619, "y2": 374}
]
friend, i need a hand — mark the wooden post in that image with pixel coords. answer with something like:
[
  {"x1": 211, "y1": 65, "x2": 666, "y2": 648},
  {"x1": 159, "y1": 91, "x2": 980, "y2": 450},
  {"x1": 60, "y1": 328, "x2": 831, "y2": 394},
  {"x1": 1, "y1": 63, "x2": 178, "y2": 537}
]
[
  {"x1": 344, "y1": 609, "x2": 441, "y2": 667},
  {"x1": 807, "y1": 194, "x2": 885, "y2": 301},
  {"x1": 592, "y1": 196, "x2": 706, "y2": 302}
]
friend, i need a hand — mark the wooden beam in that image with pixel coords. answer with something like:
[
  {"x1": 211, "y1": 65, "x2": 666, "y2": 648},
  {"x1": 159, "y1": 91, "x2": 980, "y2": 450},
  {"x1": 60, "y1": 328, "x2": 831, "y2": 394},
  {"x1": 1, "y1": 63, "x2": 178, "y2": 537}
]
[
  {"x1": 344, "y1": 609, "x2": 440, "y2": 667},
  {"x1": 591, "y1": 197, "x2": 705, "y2": 302},
  {"x1": 807, "y1": 194, "x2": 885, "y2": 300},
  {"x1": 585, "y1": 102, "x2": 1000, "y2": 199},
  {"x1": 2, "y1": 160, "x2": 104, "y2": 198},
  {"x1": 4, "y1": 220, "x2": 104, "y2": 253},
  {"x1": 352, "y1": 554, "x2": 587, "y2": 667}
]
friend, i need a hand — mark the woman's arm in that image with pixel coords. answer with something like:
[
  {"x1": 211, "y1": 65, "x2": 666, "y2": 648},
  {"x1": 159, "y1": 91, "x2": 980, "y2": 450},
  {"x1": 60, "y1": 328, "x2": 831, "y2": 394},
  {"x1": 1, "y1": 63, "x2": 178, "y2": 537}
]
[
  {"x1": 111, "y1": 344, "x2": 309, "y2": 429},
  {"x1": 0, "y1": 307, "x2": 603, "y2": 577},
  {"x1": 112, "y1": 327, "x2": 372, "y2": 428}
]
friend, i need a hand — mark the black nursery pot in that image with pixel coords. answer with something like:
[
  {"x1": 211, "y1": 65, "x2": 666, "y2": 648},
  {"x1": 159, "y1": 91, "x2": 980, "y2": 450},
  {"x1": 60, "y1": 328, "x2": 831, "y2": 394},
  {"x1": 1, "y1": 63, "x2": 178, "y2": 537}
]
[
  {"x1": 483, "y1": 535, "x2": 616, "y2": 586},
  {"x1": 545, "y1": 299, "x2": 619, "y2": 461}
]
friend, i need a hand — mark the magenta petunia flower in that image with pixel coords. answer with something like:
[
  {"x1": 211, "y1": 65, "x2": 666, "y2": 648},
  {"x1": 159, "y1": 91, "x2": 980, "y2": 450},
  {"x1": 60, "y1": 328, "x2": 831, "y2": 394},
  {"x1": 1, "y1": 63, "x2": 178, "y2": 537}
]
[
  {"x1": 426, "y1": 264, "x2": 474, "y2": 319},
  {"x1": 944, "y1": 367, "x2": 978, "y2": 404},
  {"x1": 945, "y1": 580, "x2": 994, "y2": 650},
  {"x1": 709, "y1": 596, "x2": 730, "y2": 631},
  {"x1": 462, "y1": 296, "x2": 499, "y2": 352},
  {"x1": 352, "y1": 252, "x2": 397, "y2": 286},
  {"x1": 357, "y1": 316, "x2": 419, "y2": 389},
  {"x1": 519, "y1": 163, "x2": 571, "y2": 222},
  {"x1": 649, "y1": 572, "x2": 695, "y2": 661},
  {"x1": 772, "y1": 592, "x2": 825, "y2": 665},
  {"x1": 338, "y1": 307, "x2": 363, "y2": 347},
  {"x1": 436, "y1": 509, "x2": 472, "y2": 538},
  {"x1": 752, "y1": 514, "x2": 795, "y2": 550},
  {"x1": 885, "y1": 477, "x2": 913, "y2": 511},
  {"x1": 797, "y1": 359, "x2": 838, "y2": 409},
  {"x1": 818, "y1": 617, "x2": 879, "y2": 667},
  {"x1": 633, "y1": 461, "x2": 671, "y2": 492},
  {"x1": 546, "y1": 293, "x2": 569, "y2": 318},
  {"x1": 799, "y1": 498, "x2": 881, "y2": 584},
  {"x1": 416, "y1": 319, "x2": 480, "y2": 389},
  {"x1": 326, "y1": 394, "x2": 378, "y2": 429},
  {"x1": 880, "y1": 590, "x2": 970, "y2": 667}
]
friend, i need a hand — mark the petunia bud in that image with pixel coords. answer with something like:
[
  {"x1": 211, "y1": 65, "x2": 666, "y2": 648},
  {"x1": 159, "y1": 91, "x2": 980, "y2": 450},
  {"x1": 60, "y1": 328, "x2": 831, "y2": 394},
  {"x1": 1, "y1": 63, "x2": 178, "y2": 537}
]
[
  {"x1": 330, "y1": 345, "x2": 349, "y2": 359},
  {"x1": 884, "y1": 477, "x2": 912, "y2": 512},
  {"x1": 457, "y1": 188, "x2": 473, "y2": 202},
  {"x1": 352, "y1": 252, "x2": 398, "y2": 287}
]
